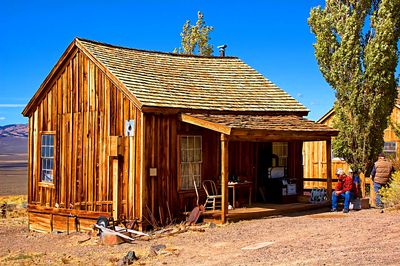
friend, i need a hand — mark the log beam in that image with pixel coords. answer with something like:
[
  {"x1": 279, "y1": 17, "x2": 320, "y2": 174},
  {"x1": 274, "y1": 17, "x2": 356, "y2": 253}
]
[{"x1": 221, "y1": 134, "x2": 229, "y2": 223}]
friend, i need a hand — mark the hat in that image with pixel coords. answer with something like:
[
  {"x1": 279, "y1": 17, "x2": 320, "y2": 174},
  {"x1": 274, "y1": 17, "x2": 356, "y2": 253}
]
[
  {"x1": 336, "y1": 168, "x2": 344, "y2": 175},
  {"x1": 378, "y1": 153, "x2": 385, "y2": 158}
]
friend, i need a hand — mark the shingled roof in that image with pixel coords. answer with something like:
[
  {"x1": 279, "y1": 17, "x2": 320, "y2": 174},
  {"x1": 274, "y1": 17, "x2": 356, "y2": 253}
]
[
  {"x1": 184, "y1": 113, "x2": 338, "y2": 133},
  {"x1": 77, "y1": 38, "x2": 308, "y2": 114},
  {"x1": 181, "y1": 113, "x2": 338, "y2": 141}
]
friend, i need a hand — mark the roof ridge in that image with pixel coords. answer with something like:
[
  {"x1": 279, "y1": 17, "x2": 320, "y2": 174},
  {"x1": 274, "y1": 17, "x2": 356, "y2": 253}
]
[{"x1": 76, "y1": 37, "x2": 239, "y2": 59}]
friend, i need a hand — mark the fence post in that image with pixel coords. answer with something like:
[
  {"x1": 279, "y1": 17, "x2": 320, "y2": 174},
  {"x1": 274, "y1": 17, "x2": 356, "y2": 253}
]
[
  {"x1": 369, "y1": 177, "x2": 376, "y2": 207},
  {"x1": 360, "y1": 172, "x2": 366, "y2": 198},
  {"x1": 326, "y1": 140, "x2": 332, "y2": 200}
]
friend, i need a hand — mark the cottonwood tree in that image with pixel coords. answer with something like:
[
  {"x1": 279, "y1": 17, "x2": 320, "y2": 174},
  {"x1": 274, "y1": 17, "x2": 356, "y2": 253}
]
[
  {"x1": 174, "y1": 11, "x2": 214, "y2": 56},
  {"x1": 309, "y1": 0, "x2": 400, "y2": 172}
]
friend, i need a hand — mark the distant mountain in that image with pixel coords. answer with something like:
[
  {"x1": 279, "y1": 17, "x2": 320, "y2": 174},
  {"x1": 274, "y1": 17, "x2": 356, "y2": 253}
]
[{"x1": 0, "y1": 124, "x2": 28, "y2": 138}]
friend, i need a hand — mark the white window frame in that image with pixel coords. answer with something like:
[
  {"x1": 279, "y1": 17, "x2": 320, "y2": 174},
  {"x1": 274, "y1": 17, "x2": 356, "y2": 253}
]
[
  {"x1": 179, "y1": 135, "x2": 202, "y2": 190},
  {"x1": 383, "y1": 141, "x2": 397, "y2": 159},
  {"x1": 40, "y1": 133, "x2": 55, "y2": 183}
]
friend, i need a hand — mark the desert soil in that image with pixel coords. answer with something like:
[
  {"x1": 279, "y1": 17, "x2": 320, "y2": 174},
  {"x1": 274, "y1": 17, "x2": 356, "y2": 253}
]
[{"x1": 1, "y1": 205, "x2": 399, "y2": 266}]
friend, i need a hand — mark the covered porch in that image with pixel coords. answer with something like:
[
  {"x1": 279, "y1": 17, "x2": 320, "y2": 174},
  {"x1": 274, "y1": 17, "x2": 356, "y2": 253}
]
[
  {"x1": 202, "y1": 202, "x2": 330, "y2": 223},
  {"x1": 181, "y1": 113, "x2": 338, "y2": 223}
]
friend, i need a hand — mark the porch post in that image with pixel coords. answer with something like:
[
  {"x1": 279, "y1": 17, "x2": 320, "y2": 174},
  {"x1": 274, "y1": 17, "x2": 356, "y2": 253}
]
[
  {"x1": 221, "y1": 134, "x2": 229, "y2": 223},
  {"x1": 326, "y1": 139, "x2": 332, "y2": 199}
]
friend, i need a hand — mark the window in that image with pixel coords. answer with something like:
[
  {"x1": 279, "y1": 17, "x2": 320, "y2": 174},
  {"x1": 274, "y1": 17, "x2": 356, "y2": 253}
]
[
  {"x1": 383, "y1": 141, "x2": 397, "y2": 159},
  {"x1": 272, "y1": 142, "x2": 288, "y2": 167},
  {"x1": 41, "y1": 134, "x2": 55, "y2": 183},
  {"x1": 180, "y1": 135, "x2": 202, "y2": 190}
]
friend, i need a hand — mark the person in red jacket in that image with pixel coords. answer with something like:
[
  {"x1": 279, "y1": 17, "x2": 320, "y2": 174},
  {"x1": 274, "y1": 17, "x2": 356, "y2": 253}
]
[{"x1": 331, "y1": 168, "x2": 354, "y2": 213}]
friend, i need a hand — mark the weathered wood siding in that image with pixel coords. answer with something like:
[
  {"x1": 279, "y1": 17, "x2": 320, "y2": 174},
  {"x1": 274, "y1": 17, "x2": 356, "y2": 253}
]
[
  {"x1": 142, "y1": 114, "x2": 223, "y2": 220},
  {"x1": 141, "y1": 116, "x2": 306, "y2": 222},
  {"x1": 27, "y1": 49, "x2": 142, "y2": 231},
  {"x1": 384, "y1": 107, "x2": 400, "y2": 156},
  {"x1": 303, "y1": 111, "x2": 349, "y2": 189}
]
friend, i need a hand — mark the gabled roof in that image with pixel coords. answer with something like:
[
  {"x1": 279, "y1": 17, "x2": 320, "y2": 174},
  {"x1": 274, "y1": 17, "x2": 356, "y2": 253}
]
[
  {"x1": 318, "y1": 87, "x2": 400, "y2": 124},
  {"x1": 317, "y1": 108, "x2": 334, "y2": 124},
  {"x1": 77, "y1": 38, "x2": 308, "y2": 114},
  {"x1": 23, "y1": 37, "x2": 311, "y2": 117}
]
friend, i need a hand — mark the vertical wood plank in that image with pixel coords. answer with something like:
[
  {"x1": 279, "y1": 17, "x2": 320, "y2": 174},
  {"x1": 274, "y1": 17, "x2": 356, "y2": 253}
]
[
  {"x1": 28, "y1": 116, "x2": 33, "y2": 204},
  {"x1": 76, "y1": 113, "x2": 83, "y2": 208},
  {"x1": 87, "y1": 61, "x2": 94, "y2": 211},
  {"x1": 112, "y1": 158, "x2": 119, "y2": 220},
  {"x1": 103, "y1": 78, "x2": 111, "y2": 211},
  {"x1": 135, "y1": 109, "x2": 142, "y2": 218},
  {"x1": 326, "y1": 139, "x2": 332, "y2": 199},
  {"x1": 139, "y1": 113, "x2": 146, "y2": 226},
  {"x1": 82, "y1": 56, "x2": 89, "y2": 210}
]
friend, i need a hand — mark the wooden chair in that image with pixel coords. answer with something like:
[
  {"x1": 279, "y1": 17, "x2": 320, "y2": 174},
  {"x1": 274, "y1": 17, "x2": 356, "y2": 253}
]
[{"x1": 202, "y1": 180, "x2": 222, "y2": 211}]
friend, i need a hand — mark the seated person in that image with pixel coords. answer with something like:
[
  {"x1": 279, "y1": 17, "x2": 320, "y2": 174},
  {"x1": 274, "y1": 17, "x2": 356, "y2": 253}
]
[
  {"x1": 331, "y1": 168, "x2": 354, "y2": 213},
  {"x1": 349, "y1": 168, "x2": 360, "y2": 198}
]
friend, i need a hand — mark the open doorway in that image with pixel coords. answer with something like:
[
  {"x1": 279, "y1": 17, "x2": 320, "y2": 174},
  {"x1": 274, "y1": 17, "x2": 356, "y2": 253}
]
[{"x1": 257, "y1": 142, "x2": 289, "y2": 203}]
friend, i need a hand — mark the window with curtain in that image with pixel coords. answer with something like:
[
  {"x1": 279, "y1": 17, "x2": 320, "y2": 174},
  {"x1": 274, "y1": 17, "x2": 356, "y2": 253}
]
[
  {"x1": 41, "y1": 134, "x2": 55, "y2": 183},
  {"x1": 180, "y1": 135, "x2": 202, "y2": 190}
]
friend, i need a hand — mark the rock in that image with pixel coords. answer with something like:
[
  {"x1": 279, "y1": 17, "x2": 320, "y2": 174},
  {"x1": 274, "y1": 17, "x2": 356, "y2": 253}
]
[
  {"x1": 117, "y1": 251, "x2": 138, "y2": 265},
  {"x1": 209, "y1": 222, "x2": 217, "y2": 229},
  {"x1": 150, "y1": 244, "x2": 167, "y2": 256}
]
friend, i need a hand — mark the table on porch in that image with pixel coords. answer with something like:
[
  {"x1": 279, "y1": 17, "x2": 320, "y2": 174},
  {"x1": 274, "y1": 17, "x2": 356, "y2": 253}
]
[{"x1": 228, "y1": 181, "x2": 253, "y2": 209}]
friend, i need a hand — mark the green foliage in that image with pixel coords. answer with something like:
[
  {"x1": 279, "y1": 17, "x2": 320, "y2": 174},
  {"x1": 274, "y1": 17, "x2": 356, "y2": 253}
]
[
  {"x1": 380, "y1": 170, "x2": 400, "y2": 208},
  {"x1": 389, "y1": 118, "x2": 400, "y2": 138},
  {"x1": 309, "y1": 0, "x2": 400, "y2": 172},
  {"x1": 175, "y1": 11, "x2": 214, "y2": 56}
]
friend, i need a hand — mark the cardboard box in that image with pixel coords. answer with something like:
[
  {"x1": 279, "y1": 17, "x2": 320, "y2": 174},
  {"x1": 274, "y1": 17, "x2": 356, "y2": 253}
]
[{"x1": 361, "y1": 197, "x2": 370, "y2": 209}]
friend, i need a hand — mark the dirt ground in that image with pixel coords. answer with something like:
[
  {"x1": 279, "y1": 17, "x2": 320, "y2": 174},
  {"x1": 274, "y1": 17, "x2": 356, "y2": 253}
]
[
  {"x1": 1, "y1": 203, "x2": 400, "y2": 266},
  {"x1": 2, "y1": 137, "x2": 397, "y2": 265}
]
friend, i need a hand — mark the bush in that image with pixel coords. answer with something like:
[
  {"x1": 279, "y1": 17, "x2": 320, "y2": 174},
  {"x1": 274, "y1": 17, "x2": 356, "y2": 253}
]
[{"x1": 380, "y1": 171, "x2": 400, "y2": 208}]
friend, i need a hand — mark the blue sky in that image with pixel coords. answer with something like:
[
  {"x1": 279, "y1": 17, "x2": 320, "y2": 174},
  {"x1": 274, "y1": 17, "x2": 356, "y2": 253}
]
[{"x1": 0, "y1": 1, "x2": 397, "y2": 126}]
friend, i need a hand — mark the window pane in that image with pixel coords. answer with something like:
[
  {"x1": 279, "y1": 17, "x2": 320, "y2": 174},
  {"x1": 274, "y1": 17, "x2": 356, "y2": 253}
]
[
  {"x1": 273, "y1": 142, "x2": 288, "y2": 167},
  {"x1": 194, "y1": 149, "x2": 201, "y2": 162},
  {"x1": 193, "y1": 163, "x2": 201, "y2": 176},
  {"x1": 179, "y1": 135, "x2": 202, "y2": 190},
  {"x1": 181, "y1": 163, "x2": 188, "y2": 177},
  {"x1": 181, "y1": 137, "x2": 187, "y2": 150},
  {"x1": 188, "y1": 137, "x2": 194, "y2": 150},
  {"x1": 41, "y1": 134, "x2": 55, "y2": 182},
  {"x1": 188, "y1": 149, "x2": 194, "y2": 162},
  {"x1": 181, "y1": 150, "x2": 187, "y2": 162},
  {"x1": 194, "y1": 136, "x2": 201, "y2": 150}
]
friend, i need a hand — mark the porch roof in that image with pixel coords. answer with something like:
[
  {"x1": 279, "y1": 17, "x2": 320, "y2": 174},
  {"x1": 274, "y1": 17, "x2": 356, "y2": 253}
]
[{"x1": 181, "y1": 113, "x2": 338, "y2": 141}]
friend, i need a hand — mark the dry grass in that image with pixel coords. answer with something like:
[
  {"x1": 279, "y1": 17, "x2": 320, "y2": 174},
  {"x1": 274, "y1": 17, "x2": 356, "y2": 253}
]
[
  {"x1": 0, "y1": 195, "x2": 27, "y2": 205},
  {"x1": 1, "y1": 195, "x2": 27, "y2": 219}
]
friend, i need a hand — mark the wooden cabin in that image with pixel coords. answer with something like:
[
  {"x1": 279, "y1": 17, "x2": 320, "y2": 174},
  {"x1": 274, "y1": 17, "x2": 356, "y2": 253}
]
[
  {"x1": 303, "y1": 89, "x2": 400, "y2": 189},
  {"x1": 23, "y1": 38, "x2": 338, "y2": 232}
]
